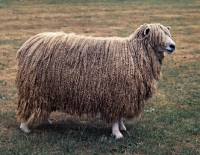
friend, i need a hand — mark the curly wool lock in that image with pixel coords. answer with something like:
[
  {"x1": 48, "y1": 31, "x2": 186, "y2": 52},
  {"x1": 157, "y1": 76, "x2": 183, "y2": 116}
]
[{"x1": 16, "y1": 23, "x2": 174, "y2": 127}]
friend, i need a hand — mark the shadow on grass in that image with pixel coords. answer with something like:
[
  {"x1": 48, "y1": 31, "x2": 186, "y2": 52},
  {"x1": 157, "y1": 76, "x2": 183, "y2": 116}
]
[{"x1": 33, "y1": 118, "x2": 112, "y2": 140}]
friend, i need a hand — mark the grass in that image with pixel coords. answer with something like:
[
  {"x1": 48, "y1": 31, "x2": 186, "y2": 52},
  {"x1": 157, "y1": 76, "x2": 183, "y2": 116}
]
[{"x1": 0, "y1": 0, "x2": 200, "y2": 154}]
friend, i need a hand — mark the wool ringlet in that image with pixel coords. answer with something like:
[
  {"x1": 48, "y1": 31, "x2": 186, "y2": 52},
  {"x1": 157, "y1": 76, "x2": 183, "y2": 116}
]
[{"x1": 16, "y1": 23, "x2": 172, "y2": 125}]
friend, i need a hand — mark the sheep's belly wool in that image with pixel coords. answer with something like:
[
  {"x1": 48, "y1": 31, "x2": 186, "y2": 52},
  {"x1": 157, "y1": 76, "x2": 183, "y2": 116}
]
[{"x1": 16, "y1": 24, "x2": 167, "y2": 124}]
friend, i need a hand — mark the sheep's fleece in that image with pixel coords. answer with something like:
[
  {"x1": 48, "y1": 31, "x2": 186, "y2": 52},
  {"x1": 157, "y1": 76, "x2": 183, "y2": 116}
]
[{"x1": 16, "y1": 23, "x2": 174, "y2": 125}]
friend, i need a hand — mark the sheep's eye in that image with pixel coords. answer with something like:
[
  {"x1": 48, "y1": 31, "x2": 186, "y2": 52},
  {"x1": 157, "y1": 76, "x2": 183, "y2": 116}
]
[{"x1": 166, "y1": 26, "x2": 171, "y2": 30}]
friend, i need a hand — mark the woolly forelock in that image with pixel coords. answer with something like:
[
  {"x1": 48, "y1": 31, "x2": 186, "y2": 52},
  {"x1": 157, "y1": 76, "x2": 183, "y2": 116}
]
[{"x1": 16, "y1": 23, "x2": 172, "y2": 124}]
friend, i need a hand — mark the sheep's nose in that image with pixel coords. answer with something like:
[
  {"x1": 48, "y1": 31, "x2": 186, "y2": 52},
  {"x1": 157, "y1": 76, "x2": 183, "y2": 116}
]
[{"x1": 170, "y1": 44, "x2": 175, "y2": 50}]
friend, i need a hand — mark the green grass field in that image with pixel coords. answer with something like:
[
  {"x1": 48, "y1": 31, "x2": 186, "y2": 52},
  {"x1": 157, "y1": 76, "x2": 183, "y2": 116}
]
[{"x1": 0, "y1": 0, "x2": 200, "y2": 154}]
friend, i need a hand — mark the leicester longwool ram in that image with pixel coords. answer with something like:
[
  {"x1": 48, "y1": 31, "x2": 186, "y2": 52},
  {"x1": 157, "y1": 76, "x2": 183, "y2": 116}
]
[{"x1": 16, "y1": 23, "x2": 175, "y2": 138}]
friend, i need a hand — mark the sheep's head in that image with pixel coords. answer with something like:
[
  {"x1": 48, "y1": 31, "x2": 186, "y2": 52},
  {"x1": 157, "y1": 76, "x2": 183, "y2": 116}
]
[
  {"x1": 133, "y1": 23, "x2": 176, "y2": 54},
  {"x1": 142, "y1": 23, "x2": 176, "y2": 54}
]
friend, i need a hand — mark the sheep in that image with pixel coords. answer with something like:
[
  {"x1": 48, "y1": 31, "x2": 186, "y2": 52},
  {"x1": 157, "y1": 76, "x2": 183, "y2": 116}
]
[{"x1": 16, "y1": 23, "x2": 175, "y2": 139}]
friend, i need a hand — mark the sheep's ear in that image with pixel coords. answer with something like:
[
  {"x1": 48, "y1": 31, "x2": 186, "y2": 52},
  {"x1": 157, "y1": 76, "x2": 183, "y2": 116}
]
[
  {"x1": 143, "y1": 28, "x2": 150, "y2": 36},
  {"x1": 166, "y1": 26, "x2": 171, "y2": 30}
]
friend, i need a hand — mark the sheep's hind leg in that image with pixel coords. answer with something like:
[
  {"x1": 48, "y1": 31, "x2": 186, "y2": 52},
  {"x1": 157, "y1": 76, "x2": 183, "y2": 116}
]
[
  {"x1": 118, "y1": 118, "x2": 127, "y2": 131},
  {"x1": 44, "y1": 118, "x2": 52, "y2": 125},
  {"x1": 112, "y1": 121, "x2": 123, "y2": 139},
  {"x1": 20, "y1": 118, "x2": 31, "y2": 133},
  {"x1": 43, "y1": 113, "x2": 52, "y2": 125}
]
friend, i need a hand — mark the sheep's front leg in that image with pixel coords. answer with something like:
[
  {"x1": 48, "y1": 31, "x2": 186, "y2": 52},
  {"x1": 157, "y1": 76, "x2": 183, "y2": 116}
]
[
  {"x1": 118, "y1": 118, "x2": 126, "y2": 131},
  {"x1": 20, "y1": 118, "x2": 31, "y2": 133},
  {"x1": 112, "y1": 121, "x2": 123, "y2": 139}
]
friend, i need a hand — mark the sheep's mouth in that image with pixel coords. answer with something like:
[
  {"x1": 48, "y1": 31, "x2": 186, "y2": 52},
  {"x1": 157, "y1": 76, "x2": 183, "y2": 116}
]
[
  {"x1": 158, "y1": 48, "x2": 174, "y2": 54},
  {"x1": 166, "y1": 49, "x2": 173, "y2": 53},
  {"x1": 164, "y1": 49, "x2": 174, "y2": 54}
]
